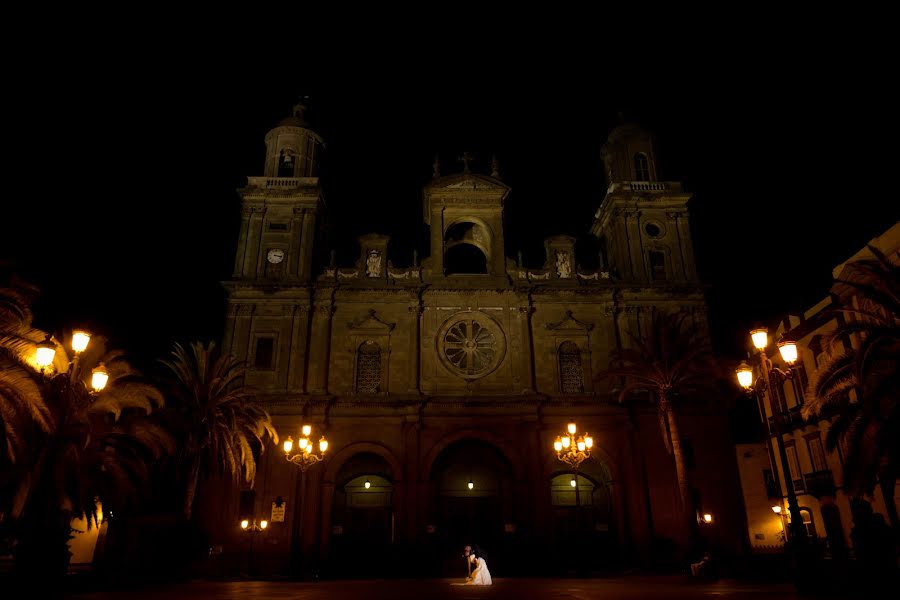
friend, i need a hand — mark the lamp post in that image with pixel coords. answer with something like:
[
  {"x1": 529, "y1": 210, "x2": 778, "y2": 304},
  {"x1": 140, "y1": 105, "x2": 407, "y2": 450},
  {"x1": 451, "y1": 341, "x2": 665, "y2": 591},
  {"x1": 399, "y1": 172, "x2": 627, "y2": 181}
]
[
  {"x1": 735, "y1": 327, "x2": 806, "y2": 545},
  {"x1": 772, "y1": 505, "x2": 787, "y2": 543},
  {"x1": 553, "y1": 421, "x2": 593, "y2": 503},
  {"x1": 553, "y1": 421, "x2": 593, "y2": 571},
  {"x1": 239, "y1": 517, "x2": 269, "y2": 576},
  {"x1": 283, "y1": 424, "x2": 328, "y2": 575}
]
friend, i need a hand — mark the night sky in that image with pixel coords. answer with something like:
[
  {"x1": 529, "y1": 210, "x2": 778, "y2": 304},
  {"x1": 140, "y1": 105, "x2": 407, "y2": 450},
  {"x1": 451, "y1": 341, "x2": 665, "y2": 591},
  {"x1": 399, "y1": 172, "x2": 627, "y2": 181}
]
[{"x1": 4, "y1": 58, "x2": 897, "y2": 370}]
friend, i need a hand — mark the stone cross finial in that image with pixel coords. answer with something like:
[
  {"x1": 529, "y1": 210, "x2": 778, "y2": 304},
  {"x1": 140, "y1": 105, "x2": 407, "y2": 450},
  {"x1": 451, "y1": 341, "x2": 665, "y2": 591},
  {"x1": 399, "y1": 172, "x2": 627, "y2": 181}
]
[
  {"x1": 433, "y1": 154, "x2": 441, "y2": 179},
  {"x1": 459, "y1": 151, "x2": 474, "y2": 174},
  {"x1": 491, "y1": 154, "x2": 500, "y2": 178}
]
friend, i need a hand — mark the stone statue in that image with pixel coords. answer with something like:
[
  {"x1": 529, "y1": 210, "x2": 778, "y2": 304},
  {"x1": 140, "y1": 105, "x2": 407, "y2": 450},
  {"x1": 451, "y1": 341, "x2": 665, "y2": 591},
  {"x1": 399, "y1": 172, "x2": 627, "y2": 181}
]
[
  {"x1": 366, "y1": 250, "x2": 382, "y2": 277},
  {"x1": 556, "y1": 250, "x2": 571, "y2": 279}
]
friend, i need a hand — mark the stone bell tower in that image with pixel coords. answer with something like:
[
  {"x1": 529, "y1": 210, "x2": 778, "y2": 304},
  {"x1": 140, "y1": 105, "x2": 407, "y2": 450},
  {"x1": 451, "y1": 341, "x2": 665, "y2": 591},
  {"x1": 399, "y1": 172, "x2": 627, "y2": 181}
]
[
  {"x1": 222, "y1": 100, "x2": 325, "y2": 392},
  {"x1": 591, "y1": 120, "x2": 699, "y2": 285},
  {"x1": 421, "y1": 152, "x2": 511, "y2": 286},
  {"x1": 230, "y1": 100, "x2": 325, "y2": 284}
]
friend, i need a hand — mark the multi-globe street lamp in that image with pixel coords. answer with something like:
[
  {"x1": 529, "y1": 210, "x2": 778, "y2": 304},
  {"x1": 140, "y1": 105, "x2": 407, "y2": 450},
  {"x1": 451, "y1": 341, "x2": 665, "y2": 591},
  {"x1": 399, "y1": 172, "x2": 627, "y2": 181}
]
[
  {"x1": 735, "y1": 327, "x2": 806, "y2": 544},
  {"x1": 282, "y1": 424, "x2": 328, "y2": 575}
]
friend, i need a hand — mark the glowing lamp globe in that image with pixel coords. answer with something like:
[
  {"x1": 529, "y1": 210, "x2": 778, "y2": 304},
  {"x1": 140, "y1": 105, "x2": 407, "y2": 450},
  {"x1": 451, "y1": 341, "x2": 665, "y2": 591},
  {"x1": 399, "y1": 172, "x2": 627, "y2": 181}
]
[
  {"x1": 736, "y1": 361, "x2": 753, "y2": 389},
  {"x1": 751, "y1": 328, "x2": 769, "y2": 350},
  {"x1": 72, "y1": 330, "x2": 91, "y2": 353},
  {"x1": 91, "y1": 363, "x2": 109, "y2": 391},
  {"x1": 778, "y1": 341, "x2": 798, "y2": 364},
  {"x1": 35, "y1": 335, "x2": 56, "y2": 368}
]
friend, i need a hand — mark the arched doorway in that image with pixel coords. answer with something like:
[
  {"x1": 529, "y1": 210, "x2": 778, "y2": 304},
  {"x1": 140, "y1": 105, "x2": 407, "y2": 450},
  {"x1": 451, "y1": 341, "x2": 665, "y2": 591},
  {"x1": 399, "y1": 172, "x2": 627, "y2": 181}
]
[
  {"x1": 328, "y1": 452, "x2": 395, "y2": 577},
  {"x1": 428, "y1": 439, "x2": 515, "y2": 576},
  {"x1": 549, "y1": 460, "x2": 618, "y2": 574}
]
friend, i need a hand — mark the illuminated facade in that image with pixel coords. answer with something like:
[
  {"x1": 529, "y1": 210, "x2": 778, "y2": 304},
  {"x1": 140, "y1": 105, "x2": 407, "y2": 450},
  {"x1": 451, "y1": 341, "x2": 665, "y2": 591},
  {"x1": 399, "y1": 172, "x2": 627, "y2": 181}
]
[{"x1": 218, "y1": 104, "x2": 743, "y2": 575}]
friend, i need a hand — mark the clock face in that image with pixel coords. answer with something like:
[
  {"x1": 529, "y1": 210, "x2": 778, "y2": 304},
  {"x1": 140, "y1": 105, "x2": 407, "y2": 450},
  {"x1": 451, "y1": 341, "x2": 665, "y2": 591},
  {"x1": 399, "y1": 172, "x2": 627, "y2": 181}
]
[{"x1": 267, "y1": 249, "x2": 285, "y2": 264}]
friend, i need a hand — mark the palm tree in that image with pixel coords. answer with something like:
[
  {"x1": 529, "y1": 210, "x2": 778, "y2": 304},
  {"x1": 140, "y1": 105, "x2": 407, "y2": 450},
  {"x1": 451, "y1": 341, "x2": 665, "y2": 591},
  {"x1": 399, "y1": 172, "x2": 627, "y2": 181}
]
[
  {"x1": 802, "y1": 246, "x2": 900, "y2": 532},
  {"x1": 161, "y1": 342, "x2": 277, "y2": 521},
  {"x1": 603, "y1": 311, "x2": 721, "y2": 552},
  {"x1": 12, "y1": 344, "x2": 172, "y2": 577},
  {"x1": 0, "y1": 276, "x2": 52, "y2": 468}
]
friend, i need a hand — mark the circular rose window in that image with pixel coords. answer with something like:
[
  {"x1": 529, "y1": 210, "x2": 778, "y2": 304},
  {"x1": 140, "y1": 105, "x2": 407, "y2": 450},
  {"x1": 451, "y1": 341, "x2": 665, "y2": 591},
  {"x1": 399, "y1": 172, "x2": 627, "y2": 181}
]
[{"x1": 438, "y1": 311, "x2": 506, "y2": 380}]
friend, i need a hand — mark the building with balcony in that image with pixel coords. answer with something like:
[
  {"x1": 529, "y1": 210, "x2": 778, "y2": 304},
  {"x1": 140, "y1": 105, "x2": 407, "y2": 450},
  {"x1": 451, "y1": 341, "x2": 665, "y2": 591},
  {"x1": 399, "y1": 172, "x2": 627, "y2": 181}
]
[{"x1": 735, "y1": 222, "x2": 899, "y2": 556}]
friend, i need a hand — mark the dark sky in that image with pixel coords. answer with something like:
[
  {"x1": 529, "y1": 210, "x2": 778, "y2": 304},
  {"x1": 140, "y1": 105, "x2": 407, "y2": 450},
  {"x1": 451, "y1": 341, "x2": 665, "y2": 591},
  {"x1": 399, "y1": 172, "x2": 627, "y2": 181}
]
[{"x1": 3, "y1": 54, "x2": 896, "y2": 369}]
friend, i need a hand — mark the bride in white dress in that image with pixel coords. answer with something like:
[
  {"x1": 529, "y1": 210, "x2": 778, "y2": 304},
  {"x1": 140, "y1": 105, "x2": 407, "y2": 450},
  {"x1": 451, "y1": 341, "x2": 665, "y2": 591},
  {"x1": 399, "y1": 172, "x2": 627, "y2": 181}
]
[{"x1": 465, "y1": 545, "x2": 492, "y2": 586}]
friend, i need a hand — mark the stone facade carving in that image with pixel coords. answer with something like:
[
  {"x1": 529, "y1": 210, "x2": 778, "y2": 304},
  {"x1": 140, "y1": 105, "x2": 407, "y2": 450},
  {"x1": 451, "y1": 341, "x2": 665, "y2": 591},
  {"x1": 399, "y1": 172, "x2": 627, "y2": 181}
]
[
  {"x1": 220, "y1": 109, "x2": 737, "y2": 573},
  {"x1": 366, "y1": 250, "x2": 382, "y2": 277},
  {"x1": 556, "y1": 250, "x2": 572, "y2": 278}
]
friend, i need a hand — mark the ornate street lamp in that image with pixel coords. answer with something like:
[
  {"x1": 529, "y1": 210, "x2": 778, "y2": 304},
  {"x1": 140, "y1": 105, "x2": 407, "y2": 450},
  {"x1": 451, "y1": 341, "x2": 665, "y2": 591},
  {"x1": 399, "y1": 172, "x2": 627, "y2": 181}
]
[
  {"x1": 552, "y1": 421, "x2": 593, "y2": 570},
  {"x1": 239, "y1": 517, "x2": 269, "y2": 576},
  {"x1": 553, "y1": 421, "x2": 593, "y2": 470},
  {"x1": 283, "y1": 423, "x2": 328, "y2": 472},
  {"x1": 283, "y1": 423, "x2": 328, "y2": 576},
  {"x1": 736, "y1": 328, "x2": 807, "y2": 547}
]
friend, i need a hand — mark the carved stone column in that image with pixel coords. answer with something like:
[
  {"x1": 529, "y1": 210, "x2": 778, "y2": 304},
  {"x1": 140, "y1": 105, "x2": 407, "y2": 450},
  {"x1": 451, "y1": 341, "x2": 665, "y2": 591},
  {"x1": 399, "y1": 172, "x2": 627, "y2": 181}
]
[
  {"x1": 624, "y1": 209, "x2": 643, "y2": 282},
  {"x1": 407, "y1": 301, "x2": 423, "y2": 394},
  {"x1": 284, "y1": 305, "x2": 309, "y2": 392},
  {"x1": 233, "y1": 206, "x2": 253, "y2": 277},
  {"x1": 244, "y1": 206, "x2": 266, "y2": 278},
  {"x1": 672, "y1": 210, "x2": 697, "y2": 282},
  {"x1": 515, "y1": 304, "x2": 536, "y2": 393},
  {"x1": 234, "y1": 304, "x2": 256, "y2": 363},
  {"x1": 298, "y1": 208, "x2": 316, "y2": 282},
  {"x1": 222, "y1": 303, "x2": 240, "y2": 355},
  {"x1": 289, "y1": 207, "x2": 306, "y2": 280},
  {"x1": 308, "y1": 303, "x2": 334, "y2": 394}
]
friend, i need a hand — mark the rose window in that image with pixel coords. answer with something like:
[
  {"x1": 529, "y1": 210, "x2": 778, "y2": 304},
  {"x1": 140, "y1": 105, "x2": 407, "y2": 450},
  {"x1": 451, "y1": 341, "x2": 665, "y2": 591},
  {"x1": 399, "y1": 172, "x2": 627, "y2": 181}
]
[{"x1": 438, "y1": 312, "x2": 506, "y2": 380}]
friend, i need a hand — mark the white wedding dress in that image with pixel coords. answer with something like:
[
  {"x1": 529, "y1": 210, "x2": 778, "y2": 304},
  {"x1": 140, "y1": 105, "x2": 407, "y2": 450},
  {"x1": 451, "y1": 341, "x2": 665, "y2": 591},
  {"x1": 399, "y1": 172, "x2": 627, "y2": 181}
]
[{"x1": 466, "y1": 554, "x2": 492, "y2": 585}]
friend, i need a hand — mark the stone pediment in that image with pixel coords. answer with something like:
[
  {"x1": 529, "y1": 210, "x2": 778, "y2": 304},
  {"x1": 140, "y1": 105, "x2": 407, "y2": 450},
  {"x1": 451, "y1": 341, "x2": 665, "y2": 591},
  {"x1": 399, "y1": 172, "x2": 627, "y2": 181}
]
[
  {"x1": 347, "y1": 309, "x2": 396, "y2": 331},
  {"x1": 545, "y1": 310, "x2": 594, "y2": 332},
  {"x1": 427, "y1": 173, "x2": 510, "y2": 193}
]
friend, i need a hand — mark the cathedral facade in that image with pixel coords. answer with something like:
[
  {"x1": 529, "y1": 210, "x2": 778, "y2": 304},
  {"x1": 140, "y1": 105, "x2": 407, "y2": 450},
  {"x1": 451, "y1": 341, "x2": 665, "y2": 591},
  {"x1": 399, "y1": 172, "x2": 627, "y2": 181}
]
[{"x1": 220, "y1": 104, "x2": 744, "y2": 576}]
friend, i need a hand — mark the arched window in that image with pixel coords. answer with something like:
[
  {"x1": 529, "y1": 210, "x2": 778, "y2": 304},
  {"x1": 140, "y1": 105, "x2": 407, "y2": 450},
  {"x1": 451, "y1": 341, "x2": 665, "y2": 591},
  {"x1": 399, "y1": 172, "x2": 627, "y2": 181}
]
[
  {"x1": 559, "y1": 341, "x2": 584, "y2": 394},
  {"x1": 444, "y1": 244, "x2": 488, "y2": 274},
  {"x1": 634, "y1": 153, "x2": 650, "y2": 181},
  {"x1": 356, "y1": 342, "x2": 381, "y2": 394},
  {"x1": 649, "y1": 250, "x2": 666, "y2": 281},
  {"x1": 278, "y1": 148, "x2": 296, "y2": 177}
]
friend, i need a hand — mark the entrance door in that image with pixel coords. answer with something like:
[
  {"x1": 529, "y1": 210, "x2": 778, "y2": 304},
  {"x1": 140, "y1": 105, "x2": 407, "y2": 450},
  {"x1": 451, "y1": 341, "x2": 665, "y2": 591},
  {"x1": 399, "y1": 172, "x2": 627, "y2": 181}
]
[
  {"x1": 329, "y1": 473, "x2": 393, "y2": 578},
  {"x1": 429, "y1": 439, "x2": 514, "y2": 577}
]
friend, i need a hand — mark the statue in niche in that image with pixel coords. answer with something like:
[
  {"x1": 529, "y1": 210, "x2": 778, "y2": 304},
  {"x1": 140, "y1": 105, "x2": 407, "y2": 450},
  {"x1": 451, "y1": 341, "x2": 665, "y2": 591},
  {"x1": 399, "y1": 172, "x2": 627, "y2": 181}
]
[
  {"x1": 366, "y1": 250, "x2": 382, "y2": 277},
  {"x1": 556, "y1": 250, "x2": 572, "y2": 278}
]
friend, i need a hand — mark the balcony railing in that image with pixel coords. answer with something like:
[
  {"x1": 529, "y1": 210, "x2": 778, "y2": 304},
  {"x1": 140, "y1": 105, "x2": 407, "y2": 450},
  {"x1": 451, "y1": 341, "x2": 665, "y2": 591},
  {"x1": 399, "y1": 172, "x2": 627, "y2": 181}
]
[
  {"x1": 804, "y1": 470, "x2": 836, "y2": 498},
  {"x1": 626, "y1": 182, "x2": 668, "y2": 192},
  {"x1": 767, "y1": 406, "x2": 807, "y2": 434},
  {"x1": 246, "y1": 176, "x2": 318, "y2": 189}
]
